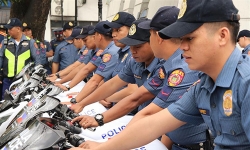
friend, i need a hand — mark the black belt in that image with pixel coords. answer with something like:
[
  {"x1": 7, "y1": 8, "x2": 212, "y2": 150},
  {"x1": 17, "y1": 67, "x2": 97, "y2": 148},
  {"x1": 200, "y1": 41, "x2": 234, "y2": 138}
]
[{"x1": 173, "y1": 141, "x2": 208, "y2": 150}]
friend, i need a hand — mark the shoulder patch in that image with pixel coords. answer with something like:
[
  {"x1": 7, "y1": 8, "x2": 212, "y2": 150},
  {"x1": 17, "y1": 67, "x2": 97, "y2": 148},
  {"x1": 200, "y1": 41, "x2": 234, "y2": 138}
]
[
  {"x1": 83, "y1": 49, "x2": 88, "y2": 55},
  {"x1": 102, "y1": 54, "x2": 112, "y2": 63},
  {"x1": 96, "y1": 49, "x2": 104, "y2": 56},
  {"x1": 158, "y1": 68, "x2": 165, "y2": 79},
  {"x1": 168, "y1": 69, "x2": 185, "y2": 87}
]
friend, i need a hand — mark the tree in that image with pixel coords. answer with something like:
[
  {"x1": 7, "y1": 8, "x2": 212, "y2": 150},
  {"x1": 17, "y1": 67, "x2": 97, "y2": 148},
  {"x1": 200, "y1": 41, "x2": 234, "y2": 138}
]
[{"x1": 0, "y1": 0, "x2": 51, "y2": 41}]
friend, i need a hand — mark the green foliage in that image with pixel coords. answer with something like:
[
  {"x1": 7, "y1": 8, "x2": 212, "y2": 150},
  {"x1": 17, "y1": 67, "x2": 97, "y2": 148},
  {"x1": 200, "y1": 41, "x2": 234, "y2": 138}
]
[{"x1": 0, "y1": 0, "x2": 22, "y2": 6}]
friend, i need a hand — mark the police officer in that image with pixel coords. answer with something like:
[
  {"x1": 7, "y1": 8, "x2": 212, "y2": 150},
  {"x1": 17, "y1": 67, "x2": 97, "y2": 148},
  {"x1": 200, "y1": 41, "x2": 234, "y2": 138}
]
[
  {"x1": 52, "y1": 21, "x2": 78, "y2": 73},
  {"x1": 237, "y1": 29, "x2": 250, "y2": 55},
  {"x1": 56, "y1": 21, "x2": 120, "y2": 96},
  {"x1": 0, "y1": 25, "x2": 7, "y2": 43},
  {"x1": 50, "y1": 28, "x2": 64, "y2": 52},
  {"x1": 51, "y1": 25, "x2": 99, "y2": 84},
  {"x1": 127, "y1": 6, "x2": 209, "y2": 150},
  {"x1": 73, "y1": 0, "x2": 250, "y2": 149},
  {"x1": 22, "y1": 22, "x2": 53, "y2": 74},
  {"x1": 0, "y1": 18, "x2": 40, "y2": 100},
  {"x1": 22, "y1": 22, "x2": 33, "y2": 38},
  {"x1": 71, "y1": 19, "x2": 163, "y2": 123},
  {"x1": 48, "y1": 26, "x2": 90, "y2": 81},
  {"x1": 0, "y1": 25, "x2": 7, "y2": 101}
]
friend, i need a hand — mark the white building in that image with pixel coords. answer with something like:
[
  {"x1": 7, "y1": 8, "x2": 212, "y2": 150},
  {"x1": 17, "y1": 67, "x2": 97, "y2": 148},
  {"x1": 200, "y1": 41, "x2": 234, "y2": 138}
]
[{"x1": 45, "y1": 0, "x2": 108, "y2": 41}]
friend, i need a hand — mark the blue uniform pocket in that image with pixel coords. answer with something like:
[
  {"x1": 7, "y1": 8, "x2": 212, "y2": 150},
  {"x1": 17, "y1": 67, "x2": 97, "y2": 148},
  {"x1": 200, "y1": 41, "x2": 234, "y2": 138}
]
[{"x1": 220, "y1": 117, "x2": 244, "y2": 136}]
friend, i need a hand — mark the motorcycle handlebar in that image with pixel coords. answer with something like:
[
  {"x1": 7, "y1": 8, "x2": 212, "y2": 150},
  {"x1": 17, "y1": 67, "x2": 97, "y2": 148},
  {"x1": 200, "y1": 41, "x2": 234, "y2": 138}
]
[{"x1": 67, "y1": 133, "x2": 85, "y2": 147}]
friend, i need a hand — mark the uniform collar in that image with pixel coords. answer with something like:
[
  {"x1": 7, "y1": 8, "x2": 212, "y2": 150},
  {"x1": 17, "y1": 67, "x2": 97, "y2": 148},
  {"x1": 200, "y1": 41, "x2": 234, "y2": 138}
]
[
  {"x1": 242, "y1": 44, "x2": 250, "y2": 53},
  {"x1": 145, "y1": 57, "x2": 160, "y2": 73},
  {"x1": 201, "y1": 47, "x2": 241, "y2": 93},
  {"x1": 80, "y1": 46, "x2": 86, "y2": 52},
  {"x1": 9, "y1": 34, "x2": 29, "y2": 43},
  {"x1": 119, "y1": 45, "x2": 130, "y2": 53},
  {"x1": 104, "y1": 41, "x2": 115, "y2": 51},
  {"x1": 163, "y1": 48, "x2": 183, "y2": 69}
]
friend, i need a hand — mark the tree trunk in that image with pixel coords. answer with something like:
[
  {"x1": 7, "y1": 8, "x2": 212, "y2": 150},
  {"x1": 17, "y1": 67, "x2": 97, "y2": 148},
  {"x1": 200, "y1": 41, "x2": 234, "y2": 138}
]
[{"x1": 10, "y1": 0, "x2": 51, "y2": 41}]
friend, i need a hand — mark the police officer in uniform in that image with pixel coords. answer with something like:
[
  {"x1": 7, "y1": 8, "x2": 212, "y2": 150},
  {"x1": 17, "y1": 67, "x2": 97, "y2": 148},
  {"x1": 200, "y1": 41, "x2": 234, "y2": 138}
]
[
  {"x1": 56, "y1": 21, "x2": 120, "y2": 96},
  {"x1": 50, "y1": 28, "x2": 64, "y2": 52},
  {"x1": 127, "y1": 6, "x2": 210, "y2": 150},
  {"x1": 52, "y1": 21, "x2": 78, "y2": 73},
  {"x1": 48, "y1": 27, "x2": 86, "y2": 81},
  {"x1": 72, "y1": 0, "x2": 250, "y2": 149},
  {"x1": 0, "y1": 25, "x2": 7, "y2": 101},
  {"x1": 71, "y1": 19, "x2": 163, "y2": 124},
  {"x1": 49, "y1": 25, "x2": 98, "y2": 83},
  {"x1": 237, "y1": 29, "x2": 250, "y2": 55},
  {"x1": 22, "y1": 22, "x2": 53, "y2": 74},
  {"x1": 0, "y1": 18, "x2": 40, "y2": 100}
]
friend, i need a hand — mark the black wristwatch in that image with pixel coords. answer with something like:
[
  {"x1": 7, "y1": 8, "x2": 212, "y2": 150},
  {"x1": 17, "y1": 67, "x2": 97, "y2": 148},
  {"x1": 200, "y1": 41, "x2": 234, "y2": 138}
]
[
  {"x1": 94, "y1": 114, "x2": 104, "y2": 126},
  {"x1": 56, "y1": 72, "x2": 60, "y2": 78},
  {"x1": 70, "y1": 98, "x2": 77, "y2": 104},
  {"x1": 65, "y1": 84, "x2": 71, "y2": 91}
]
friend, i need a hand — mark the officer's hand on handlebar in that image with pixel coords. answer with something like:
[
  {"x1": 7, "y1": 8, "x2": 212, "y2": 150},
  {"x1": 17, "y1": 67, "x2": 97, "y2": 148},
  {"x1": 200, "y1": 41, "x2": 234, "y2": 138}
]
[
  {"x1": 54, "y1": 83, "x2": 68, "y2": 91},
  {"x1": 68, "y1": 147, "x2": 86, "y2": 150},
  {"x1": 70, "y1": 103, "x2": 84, "y2": 113},
  {"x1": 72, "y1": 115, "x2": 98, "y2": 129},
  {"x1": 79, "y1": 140, "x2": 102, "y2": 149},
  {"x1": 46, "y1": 74, "x2": 57, "y2": 82}
]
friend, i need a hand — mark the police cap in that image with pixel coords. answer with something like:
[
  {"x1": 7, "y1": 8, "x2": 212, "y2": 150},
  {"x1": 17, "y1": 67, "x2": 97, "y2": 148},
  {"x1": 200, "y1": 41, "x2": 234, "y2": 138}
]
[
  {"x1": 118, "y1": 18, "x2": 150, "y2": 46},
  {"x1": 22, "y1": 22, "x2": 32, "y2": 31},
  {"x1": 138, "y1": 6, "x2": 179, "y2": 31},
  {"x1": 103, "y1": 12, "x2": 136, "y2": 29},
  {"x1": 88, "y1": 21, "x2": 112, "y2": 37},
  {"x1": 65, "y1": 28, "x2": 82, "y2": 40},
  {"x1": 158, "y1": 0, "x2": 240, "y2": 39},
  {"x1": 75, "y1": 25, "x2": 95, "y2": 39},
  {"x1": 4, "y1": 18, "x2": 23, "y2": 29},
  {"x1": 237, "y1": 30, "x2": 250, "y2": 42},
  {"x1": 63, "y1": 21, "x2": 75, "y2": 31}
]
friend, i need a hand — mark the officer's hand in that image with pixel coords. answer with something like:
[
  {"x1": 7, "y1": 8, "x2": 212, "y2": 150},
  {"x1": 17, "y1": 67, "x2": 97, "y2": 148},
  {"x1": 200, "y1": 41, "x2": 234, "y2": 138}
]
[
  {"x1": 99, "y1": 99, "x2": 112, "y2": 108},
  {"x1": 67, "y1": 92, "x2": 79, "y2": 96},
  {"x1": 79, "y1": 140, "x2": 102, "y2": 149},
  {"x1": 47, "y1": 75, "x2": 57, "y2": 82},
  {"x1": 72, "y1": 115, "x2": 98, "y2": 129},
  {"x1": 70, "y1": 103, "x2": 84, "y2": 113},
  {"x1": 0, "y1": 81, "x2": 2, "y2": 84},
  {"x1": 68, "y1": 148, "x2": 85, "y2": 150},
  {"x1": 54, "y1": 83, "x2": 68, "y2": 91}
]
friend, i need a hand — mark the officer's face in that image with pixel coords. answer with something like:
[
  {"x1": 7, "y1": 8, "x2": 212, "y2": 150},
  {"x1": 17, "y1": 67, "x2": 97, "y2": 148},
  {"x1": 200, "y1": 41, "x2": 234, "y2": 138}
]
[
  {"x1": 237, "y1": 37, "x2": 246, "y2": 48},
  {"x1": 8, "y1": 26, "x2": 21, "y2": 38},
  {"x1": 63, "y1": 29, "x2": 73, "y2": 38},
  {"x1": 23, "y1": 29, "x2": 32, "y2": 38},
  {"x1": 94, "y1": 32, "x2": 102, "y2": 49},
  {"x1": 180, "y1": 25, "x2": 219, "y2": 72},
  {"x1": 112, "y1": 26, "x2": 129, "y2": 48},
  {"x1": 83, "y1": 35, "x2": 96, "y2": 50},
  {"x1": 73, "y1": 38, "x2": 82, "y2": 49},
  {"x1": 130, "y1": 42, "x2": 155, "y2": 66}
]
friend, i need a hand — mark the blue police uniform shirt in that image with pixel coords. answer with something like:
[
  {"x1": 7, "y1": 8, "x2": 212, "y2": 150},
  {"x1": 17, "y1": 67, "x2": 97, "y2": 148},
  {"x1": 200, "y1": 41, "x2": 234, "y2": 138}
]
[
  {"x1": 168, "y1": 48, "x2": 250, "y2": 149},
  {"x1": 0, "y1": 34, "x2": 40, "y2": 68},
  {"x1": 95, "y1": 41, "x2": 119, "y2": 81},
  {"x1": 149, "y1": 49, "x2": 207, "y2": 147},
  {"x1": 90, "y1": 48, "x2": 103, "y2": 67},
  {"x1": 50, "y1": 39, "x2": 62, "y2": 52},
  {"x1": 77, "y1": 46, "x2": 92, "y2": 64},
  {"x1": 40, "y1": 40, "x2": 52, "y2": 65},
  {"x1": 118, "y1": 57, "x2": 162, "y2": 111},
  {"x1": 111, "y1": 45, "x2": 131, "y2": 78},
  {"x1": 74, "y1": 46, "x2": 85, "y2": 62},
  {"x1": 242, "y1": 44, "x2": 250, "y2": 54},
  {"x1": 52, "y1": 40, "x2": 78, "y2": 71}
]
